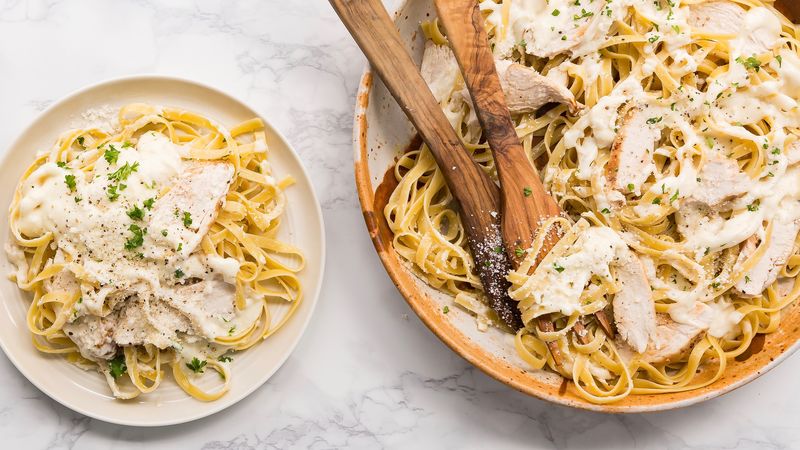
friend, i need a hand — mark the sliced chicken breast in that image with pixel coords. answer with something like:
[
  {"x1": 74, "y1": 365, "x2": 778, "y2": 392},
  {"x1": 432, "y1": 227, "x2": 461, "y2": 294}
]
[
  {"x1": 63, "y1": 314, "x2": 118, "y2": 361},
  {"x1": 113, "y1": 299, "x2": 192, "y2": 349},
  {"x1": 641, "y1": 313, "x2": 705, "y2": 364},
  {"x1": 606, "y1": 104, "x2": 661, "y2": 193},
  {"x1": 420, "y1": 42, "x2": 460, "y2": 103},
  {"x1": 496, "y1": 62, "x2": 579, "y2": 115},
  {"x1": 686, "y1": 1, "x2": 746, "y2": 36},
  {"x1": 734, "y1": 213, "x2": 800, "y2": 297},
  {"x1": 159, "y1": 279, "x2": 236, "y2": 339},
  {"x1": 148, "y1": 161, "x2": 234, "y2": 258},
  {"x1": 611, "y1": 249, "x2": 656, "y2": 353},
  {"x1": 686, "y1": 2, "x2": 781, "y2": 55},
  {"x1": 690, "y1": 158, "x2": 750, "y2": 207}
]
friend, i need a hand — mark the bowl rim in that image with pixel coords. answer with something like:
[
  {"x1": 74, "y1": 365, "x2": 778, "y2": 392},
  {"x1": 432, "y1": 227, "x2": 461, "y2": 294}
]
[
  {"x1": 352, "y1": 50, "x2": 800, "y2": 413},
  {"x1": 0, "y1": 73, "x2": 327, "y2": 426}
]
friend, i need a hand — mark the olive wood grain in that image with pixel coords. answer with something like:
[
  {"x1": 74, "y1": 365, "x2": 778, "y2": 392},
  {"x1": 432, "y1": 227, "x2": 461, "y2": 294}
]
[
  {"x1": 329, "y1": 0, "x2": 523, "y2": 330},
  {"x1": 776, "y1": 0, "x2": 800, "y2": 23}
]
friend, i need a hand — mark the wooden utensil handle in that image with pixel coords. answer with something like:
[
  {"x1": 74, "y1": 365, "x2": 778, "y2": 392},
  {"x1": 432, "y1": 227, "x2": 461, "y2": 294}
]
[
  {"x1": 330, "y1": 0, "x2": 522, "y2": 330},
  {"x1": 435, "y1": 0, "x2": 561, "y2": 260}
]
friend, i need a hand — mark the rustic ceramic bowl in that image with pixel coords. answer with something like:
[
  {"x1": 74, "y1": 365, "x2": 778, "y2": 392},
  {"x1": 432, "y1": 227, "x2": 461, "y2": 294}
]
[{"x1": 353, "y1": 0, "x2": 800, "y2": 412}]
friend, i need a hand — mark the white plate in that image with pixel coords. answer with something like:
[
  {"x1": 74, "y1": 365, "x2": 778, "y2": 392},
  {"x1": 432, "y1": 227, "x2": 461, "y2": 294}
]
[{"x1": 0, "y1": 76, "x2": 326, "y2": 426}]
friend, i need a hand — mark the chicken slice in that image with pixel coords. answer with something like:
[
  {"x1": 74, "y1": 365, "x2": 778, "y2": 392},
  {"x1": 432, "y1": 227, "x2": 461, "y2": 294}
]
[
  {"x1": 113, "y1": 299, "x2": 192, "y2": 349},
  {"x1": 63, "y1": 314, "x2": 118, "y2": 361},
  {"x1": 496, "y1": 61, "x2": 579, "y2": 115},
  {"x1": 690, "y1": 158, "x2": 750, "y2": 207},
  {"x1": 605, "y1": 104, "x2": 661, "y2": 193},
  {"x1": 686, "y1": 1, "x2": 746, "y2": 36},
  {"x1": 611, "y1": 249, "x2": 656, "y2": 353},
  {"x1": 148, "y1": 161, "x2": 235, "y2": 258},
  {"x1": 420, "y1": 41, "x2": 460, "y2": 103},
  {"x1": 686, "y1": 2, "x2": 781, "y2": 55},
  {"x1": 641, "y1": 313, "x2": 706, "y2": 364},
  {"x1": 159, "y1": 279, "x2": 236, "y2": 339},
  {"x1": 734, "y1": 211, "x2": 800, "y2": 297}
]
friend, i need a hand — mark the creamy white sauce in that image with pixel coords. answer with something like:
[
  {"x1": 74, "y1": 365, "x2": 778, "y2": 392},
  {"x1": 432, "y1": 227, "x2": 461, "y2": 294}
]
[
  {"x1": 524, "y1": 227, "x2": 627, "y2": 316},
  {"x1": 9, "y1": 130, "x2": 256, "y2": 362}
]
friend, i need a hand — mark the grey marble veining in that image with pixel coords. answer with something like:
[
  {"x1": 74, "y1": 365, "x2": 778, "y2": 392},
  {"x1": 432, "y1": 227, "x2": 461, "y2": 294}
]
[{"x1": 0, "y1": 0, "x2": 798, "y2": 448}]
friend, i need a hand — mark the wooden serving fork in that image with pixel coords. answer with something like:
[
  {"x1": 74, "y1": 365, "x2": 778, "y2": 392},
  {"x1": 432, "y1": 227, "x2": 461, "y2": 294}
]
[{"x1": 434, "y1": 0, "x2": 616, "y2": 341}]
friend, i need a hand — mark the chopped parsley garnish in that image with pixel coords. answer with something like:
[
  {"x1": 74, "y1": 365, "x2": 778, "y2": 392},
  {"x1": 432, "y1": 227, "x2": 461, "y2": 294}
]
[
  {"x1": 124, "y1": 224, "x2": 145, "y2": 250},
  {"x1": 705, "y1": 136, "x2": 715, "y2": 148},
  {"x1": 76, "y1": 136, "x2": 85, "y2": 148},
  {"x1": 522, "y1": 187, "x2": 533, "y2": 197},
  {"x1": 772, "y1": 148, "x2": 781, "y2": 155},
  {"x1": 646, "y1": 116, "x2": 663, "y2": 125},
  {"x1": 515, "y1": 247, "x2": 525, "y2": 257},
  {"x1": 177, "y1": 243, "x2": 183, "y2": 252},
  {"x1": 747, "y1": 201, "x2": 760, "y2": 212},
  {"x1": 56, "y1": 161, "x2": 68, "y2": 168},
  {"x1": 776, "y1": 55, "x2": 783, "y2": 68},
  {"x1": 174, "y1": 268, "x2": 184, "y2": 278},
  {"x1": 228, "y1": 326, "x2": 236, "y2": 336},
  {"x1": 767, "y1": 172, "x2": 775, "y2": 178},
  {"x1": 670, "y1": 189, "x2": 679, "y2": 203},
  {"x1": 745, "y1": 275, "x2": 751, "y2": 283},
  {"x1": 711, "y1": 282, "x2": 721, "y2": 289},
  {"x1": 182, "y1": 211, "x2": 193, "y2": 227},
  {"x1": 652, "y1": 197, "x2": 662, "y2": 205},
  {"x1": 736, "y1": 55, "x2": 761, "y2": 72},
  {"x1": 161, "y1": 229, "x2": 168, "y2": 237},
  {"x1": 493, "y1": 245, "x2": 504, "y2": 253},
  {"x1": 648, "y1": 35, "x2": 660, "y2": 43},
  {"x1": 218, "y1": 355, "x2": 233, "y2": 363},
  {"x1": 573, "y1": 9, "x2": 594, "y2": 20},
  {"x1": 143, "y1": 197, "x2": 155, "y2": 210},
  {"x1": 670, "y1": 103, "x2": 676, "y2": 111},
  {"x1": 627, "y1": 183, "x2": 635, "y2": 192},
  {"x1": 601, "y1": 208, "x2": 611, "y2": 214},
  {"x1": 186, "y1": 357, "x2": 207, "y2": 374},
  {"x1": 671, "y1": 24, "x2": 681, "y2": 34},
  {"x1": 104, "y1": 145, "x2": 120, "y2": 164},
  {"x1": 552, "y1": 9, "x2": 561, "y2": 16},
  {"x1": 106, "y1": 184, "x2": 120, "y2": 201},
  {"x1": 109, "y1": 354, "x2": 127, "y2": 379},
  {"x1": 121, "y1": 141, "x2": 133, "y2": 148},
  {"x1": 108, "y1": 161, "x2": 139, "y2": 182},
  {"x1": 483, "y1": 260, "x2": 492, "y2": 267},
  {"x1": 64, "y1": 174, "x2": 76, "y2": 192},
  {"x1": 443, "y1": 306, "x2": 450, "y2": 314},
  {"x1": 553, "y1": 263, "x2": 565, "y2": 273},
  {"x1": 127, "y1": 205, "x2": 144, "y2": 221},
  {"x1": 518, "y1": 39, "x2": 526, "y2": 49},
  {"x1": 74, "y1": 196, "x2": 82, "y2": 203}
]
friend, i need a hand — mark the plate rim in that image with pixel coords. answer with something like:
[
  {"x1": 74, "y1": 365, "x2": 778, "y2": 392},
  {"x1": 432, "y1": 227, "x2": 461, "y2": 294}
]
[{"x1": 0, "y1": 73, "x2": 327, "y2": 427}]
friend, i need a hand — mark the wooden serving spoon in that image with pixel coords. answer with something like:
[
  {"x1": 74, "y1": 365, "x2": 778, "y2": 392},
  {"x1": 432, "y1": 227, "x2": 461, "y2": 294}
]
[
  {"x1": 775, "y1": 0, "x2": 800, "y2": 22},
  {"x1": 330, "y1": 0, "x2": 526, "y2": 331},
  {"x1": 434, "y1": 0, "x2": 616, "y2": 339}
]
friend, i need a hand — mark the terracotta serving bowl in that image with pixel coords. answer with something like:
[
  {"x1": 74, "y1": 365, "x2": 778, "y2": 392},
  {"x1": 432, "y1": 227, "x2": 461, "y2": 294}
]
[{"x1": 353, "y1": 0, "x2": 800, "y2": 412}]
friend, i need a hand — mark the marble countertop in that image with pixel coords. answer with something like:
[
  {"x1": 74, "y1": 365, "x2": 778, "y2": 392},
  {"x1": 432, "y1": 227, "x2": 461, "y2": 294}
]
[{"x1": 0, "y1": 0, "x2": 798, "y2": 448}]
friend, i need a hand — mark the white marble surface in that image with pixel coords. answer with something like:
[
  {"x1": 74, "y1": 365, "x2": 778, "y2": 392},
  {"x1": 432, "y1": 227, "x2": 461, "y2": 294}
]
[{"x1": 0, "y1": 0, "x2": 798, "y2": 448}]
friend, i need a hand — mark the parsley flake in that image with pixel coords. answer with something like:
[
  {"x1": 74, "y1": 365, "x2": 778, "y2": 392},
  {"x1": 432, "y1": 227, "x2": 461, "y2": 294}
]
[
  {"x1": 127, "y1": 205, "x2": 144, "y2": 221},
  {"x1": 109, "y1": 354, "x2": 127, "y2": 379},
  {"x1": 443, "y1": 306, "x2": 450, "y2": 314},
  {"x1": 553, "y1": 262, "x2": 565, "y2": 273},
  {"x1": 186, "y1": 357, "x2": 207, "y2": 374},
  {"x1": 64, "y1": 174, "x2": 77, "y2": 192},
  {"x1": 104, "y1": 145, "x2": 120, "y2": 164},
  {"x1": 182, "y1": 211, "x2": 193, "y2": 227},
  {"x1": 124, "y1": 224, "x2": 145, "y2": 250}
]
